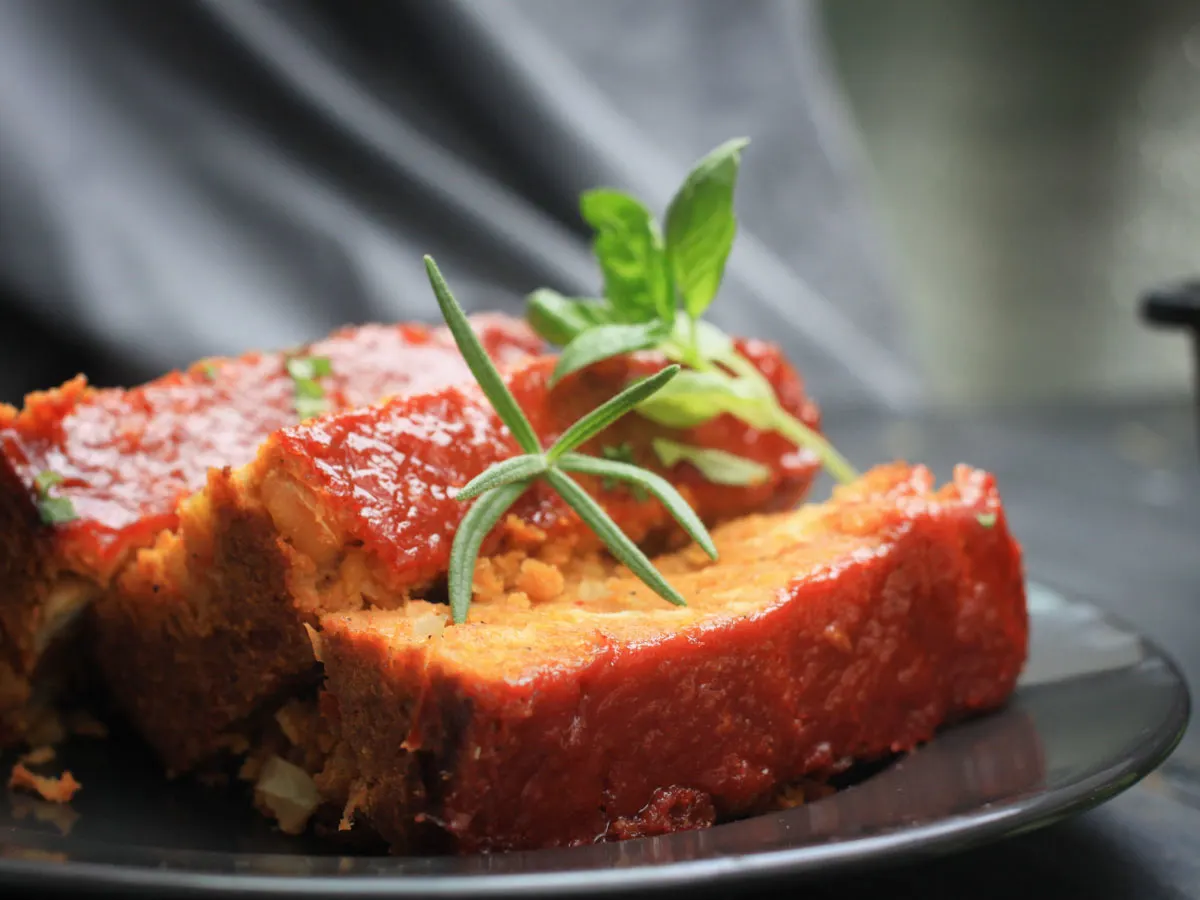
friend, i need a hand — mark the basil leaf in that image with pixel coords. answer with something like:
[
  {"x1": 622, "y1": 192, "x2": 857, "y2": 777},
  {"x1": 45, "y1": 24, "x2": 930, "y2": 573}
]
[
  {"x1": 664, "y1": 138, "x2": 749, "y2": 319},
  {"x1": 425, "y1": 256, "x2": 542, "y2": 455},
  {"x1": 544, "y1": 469, "x2": 686, "y2": 607},
  {"x1": 635, "y1": 369, "x2": 774, "y2": 430},
  {"x1": 651, "y1": 438, "x2": 771, "y2": 487},
  {"x1": 558, "y1": 452, "x2": 717, "y2": 560},
  {"x1": 550, "y1": 321, "x2": 669, "y2": 386},
  {"x1": 580, "y1": 189, "x2": 673, "y2": 325},
  {"x1": 547, "y1": 365, "x2": 679, "y2": 461},
  {"x1": 455, "y1": 454, "x2": 546, "y2": 502},
  {"x1": 525, "y1": 290, "x2": 615, "y2": 346},
  {"x1": 447, "y1": 480, "x2": 528, "y2": 623}
]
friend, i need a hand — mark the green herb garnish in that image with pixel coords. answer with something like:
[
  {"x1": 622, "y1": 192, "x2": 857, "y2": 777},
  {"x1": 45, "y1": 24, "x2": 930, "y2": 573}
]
[
  {"x1": 600, "y1": 444, "x2": 648, "y2": 500},
  {"x1": 976, "y1": 512, "x2": 997, "y2": 528},
  {"x1": 525, "y1": 137, "x2": 858, "y2": 485},
  {"x1": 33, "y1": 470, "x2": 77, "y2": 525},
  {"x1": 199, "y1": 361, "x2": 219, "y2": 381},
  {"x1": 287, "y1": 355, "x2": 333, "y2": 419},
  {"x1": 425, "y1": 255, "x2": 717, "y2": 625},
  {"x1": 652, "y1": 438, "x2": 771, "y2": 487}
]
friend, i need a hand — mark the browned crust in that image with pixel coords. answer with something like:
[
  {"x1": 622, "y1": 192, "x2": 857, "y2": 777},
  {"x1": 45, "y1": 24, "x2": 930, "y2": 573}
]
[
  {"x1": 0, "y1": 454, "x2": 58, "y2": 745},
  {"x1": 307, "y1": 658, "x2": 427, "y2": 850},
  {"x1": 92, "y1": 467, "x2": 315, "y2": 771}
]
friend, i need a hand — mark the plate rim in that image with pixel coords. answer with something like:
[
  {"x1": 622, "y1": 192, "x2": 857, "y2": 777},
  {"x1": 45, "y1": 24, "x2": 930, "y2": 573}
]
[{"x1": 0, "y1": 583, "x2": 1190, "y2": 898}]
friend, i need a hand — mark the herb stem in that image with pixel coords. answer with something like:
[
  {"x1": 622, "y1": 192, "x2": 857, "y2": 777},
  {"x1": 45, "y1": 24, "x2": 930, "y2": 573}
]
[
  {"x1": 769, "y1": 408, "x2": 858, "y2": 485},
  {"x1": 428, "y1": 255, "x2": 717, "y2": 624},
  {"x1": 544, "y1": 468, "x2": 687, "y2": 607},
  {"x1": 448, "y1": 480, "x2": 529, "y2": 623},
  {"x1": 719, "y1": 346, "x2": 858, "y2": 484}
]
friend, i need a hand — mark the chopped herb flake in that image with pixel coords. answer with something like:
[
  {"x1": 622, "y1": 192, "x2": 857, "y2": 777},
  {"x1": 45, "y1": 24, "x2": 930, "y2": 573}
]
[
  {"x1": 34, "y1": 470, "x2": 65, "y2": 493},
  {"x1": 287, "y1": 355, "x2": 333, "y2": 419},
  {"x1": 286, "y1": 356, "x2": 332, "y2": 381},
  {"x1": 32, "y1": 470, "x2": 77, "y2": 525},
  {"x1": 976, "y1": 512, "x2": 997, "y2": 528},
  {"x1": 294, "y1": 395, "x2": 328, "y2": 420}
]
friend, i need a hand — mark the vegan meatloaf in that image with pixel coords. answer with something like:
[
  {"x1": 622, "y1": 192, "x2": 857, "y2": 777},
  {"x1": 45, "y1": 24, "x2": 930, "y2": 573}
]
[
  {"x1": 0, "y1": 315, "x2": 542, "y2": 745},
  {"x1": 309, "y1": 462, "x2": 1027, "y2": 852},
  {"x1": 94, "y1": 339, "x2": 823, "y2": 773}
]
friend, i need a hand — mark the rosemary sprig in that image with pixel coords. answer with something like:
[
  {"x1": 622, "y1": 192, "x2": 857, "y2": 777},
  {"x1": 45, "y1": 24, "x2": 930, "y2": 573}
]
[
  {"x1": 525, "y1": 137, "x2": 859, "y2": 486},
  {"x1": 600, "y1": 444, "x2": 648, "y2": 500},
  {"x1": 424, "y1": 255, "x2": 717, "y2": 624}
]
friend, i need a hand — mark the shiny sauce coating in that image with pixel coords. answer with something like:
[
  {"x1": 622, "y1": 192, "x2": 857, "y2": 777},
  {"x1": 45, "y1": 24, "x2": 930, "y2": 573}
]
[
  {"x1": 0, "y1": 315, "x2": 542, "y2": 576},
  {"x1": 268, "y1": 338, "x2": 821, "y2": 593}
]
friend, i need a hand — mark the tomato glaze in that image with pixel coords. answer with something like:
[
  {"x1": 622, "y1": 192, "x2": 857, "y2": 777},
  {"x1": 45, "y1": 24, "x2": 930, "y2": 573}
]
[
  {"x1": 0, "y1": 315, "x2": 542, "y2": 577},
  {"x1": 268, "y1": 338, "x2": 822, "y2": 592}
]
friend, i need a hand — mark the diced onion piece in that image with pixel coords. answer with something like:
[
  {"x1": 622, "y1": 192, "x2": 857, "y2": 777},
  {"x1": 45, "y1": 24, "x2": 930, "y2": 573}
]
[
  {"x1": 410, "y1": 609, "x2": 446, "y2": 641},
  {"x1": 254, "y1": 756, "x2": 321, "y2": 835}
]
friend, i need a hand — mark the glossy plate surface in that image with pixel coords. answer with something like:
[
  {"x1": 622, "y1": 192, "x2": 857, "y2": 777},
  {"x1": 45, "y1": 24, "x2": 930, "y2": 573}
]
[{"x1": 0, "y1": 582, "x2": 1189, "y2": 897}]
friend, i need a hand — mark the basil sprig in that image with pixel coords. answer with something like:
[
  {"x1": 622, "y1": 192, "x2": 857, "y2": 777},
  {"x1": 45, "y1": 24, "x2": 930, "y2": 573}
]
[
  {"x1": 525, "y1": 137, "x2": 858, "y2": 486},
  {"x1": 424, "y1": 256, "x2": 717, "y2": 625}
]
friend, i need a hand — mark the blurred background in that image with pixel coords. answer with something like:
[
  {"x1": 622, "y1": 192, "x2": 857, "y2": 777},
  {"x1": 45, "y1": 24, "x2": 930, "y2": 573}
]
[
  {"x1": 823, "y1": 0, "x2": 1198, "y2": 408},
  {"x1": 1, "y1": 0, "x2": 1195, "y2": 413},
  {"x1": 0, "y1": 0, "x2": 1197, "y2": 869}
]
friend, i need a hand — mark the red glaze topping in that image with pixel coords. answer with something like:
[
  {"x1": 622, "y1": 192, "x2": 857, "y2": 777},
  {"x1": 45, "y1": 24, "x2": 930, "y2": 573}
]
[
  {"x1": 319, "y1": 464, "x2": 1030, "y2": 853},
  {"x1": 0, "y1": 315, "x2": 542, "y2": 576},
  {"x1": 267, "y1": 338, "x2": 822, "y2": 593}
]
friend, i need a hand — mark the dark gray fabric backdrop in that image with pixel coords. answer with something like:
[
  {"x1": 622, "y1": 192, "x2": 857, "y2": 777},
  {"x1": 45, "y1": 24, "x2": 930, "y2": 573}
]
[{"x1": 0, "y1": 0, "x2": 916, "y2": 409}]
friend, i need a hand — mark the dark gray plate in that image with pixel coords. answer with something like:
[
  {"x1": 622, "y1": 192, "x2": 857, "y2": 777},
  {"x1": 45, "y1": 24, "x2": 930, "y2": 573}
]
[{"x1": 0, "y1": 582, "x2": 1189, "y2": 898}]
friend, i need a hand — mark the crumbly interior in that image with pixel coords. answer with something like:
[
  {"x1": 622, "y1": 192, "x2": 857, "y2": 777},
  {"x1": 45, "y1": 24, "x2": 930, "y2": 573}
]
[
  {"x1": 235, "y1": 697, "x2": 359, "y2": 835},
  {"x1": 242, "y1": 501, "x2": 841, "y2": 835},
  {"x1": 189, "y1": 465, "x2": 1008, "y2": 840},
  {"x1": 234, "y1": 465, "x2": 829, "y2": 831},
  {"x1": 35, "y1": 576, "x2": 95, "y2": 657},
  {"x1": 251, "y1": 460, "x2": 641, "y2": 620},
  {"x1": 0, "y1": 573, "x2": 97, "y2": 745}
]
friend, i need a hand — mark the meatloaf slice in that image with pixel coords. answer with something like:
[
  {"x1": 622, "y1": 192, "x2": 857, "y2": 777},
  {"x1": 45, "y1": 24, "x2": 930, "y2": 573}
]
[
  {"x1": 313, "y1": 462, "x2": 1027, "y2": 853},
  {"x1": 94, "y1": 339, "x2": 822, "y2": 773},
  {"x1": 0, "y1": 315, "x2": 542, "y2": 745}
]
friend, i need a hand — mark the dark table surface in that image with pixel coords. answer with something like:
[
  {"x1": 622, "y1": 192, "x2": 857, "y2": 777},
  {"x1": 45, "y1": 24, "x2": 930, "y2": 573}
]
[{"x1": 760, "y1": 399, "x2": 1200, "y2": 900}]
